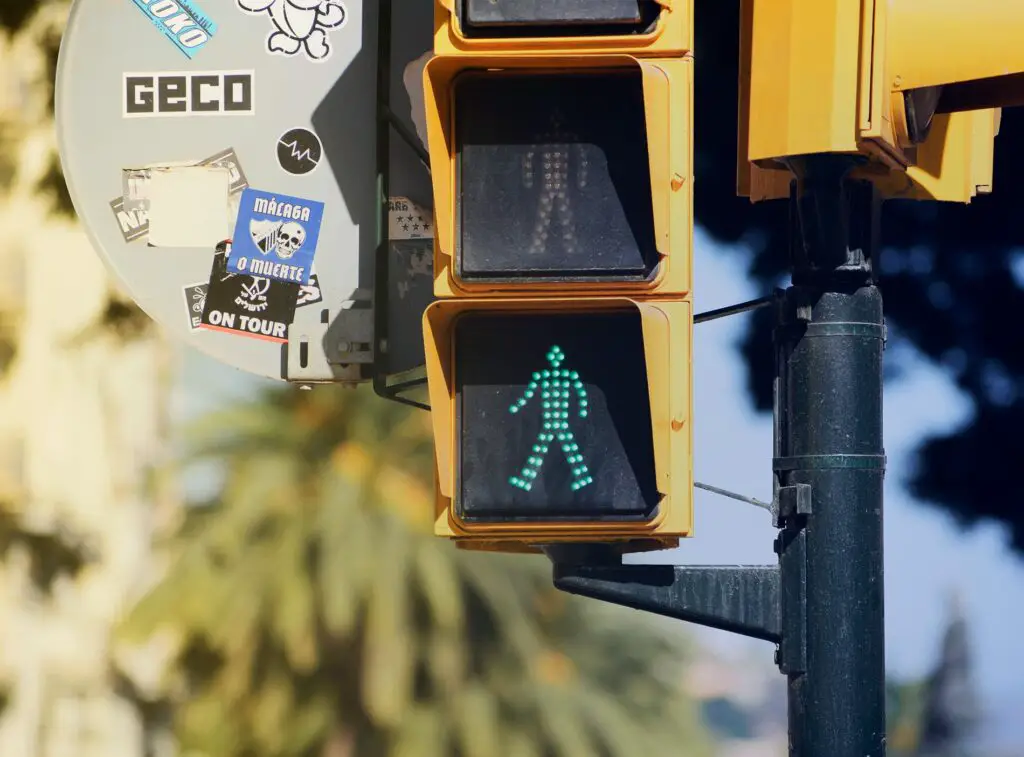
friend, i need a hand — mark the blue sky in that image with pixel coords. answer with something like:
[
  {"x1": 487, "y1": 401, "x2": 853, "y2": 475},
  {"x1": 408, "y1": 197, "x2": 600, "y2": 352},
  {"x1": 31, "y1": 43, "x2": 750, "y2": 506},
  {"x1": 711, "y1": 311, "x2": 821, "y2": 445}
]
[{"x1": 174, "y1": 227, "x2": 1024, "y2": 744}]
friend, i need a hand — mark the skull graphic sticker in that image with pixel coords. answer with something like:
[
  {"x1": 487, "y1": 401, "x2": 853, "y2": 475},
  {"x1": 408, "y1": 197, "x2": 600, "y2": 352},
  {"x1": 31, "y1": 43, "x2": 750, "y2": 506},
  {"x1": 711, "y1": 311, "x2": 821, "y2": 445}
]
[
  {"x1": 235, "y1": 0, "x2": 347, "y2": 62},
  {"x1": 228, "y1": 187, "x2": 324, "y2": 285}
]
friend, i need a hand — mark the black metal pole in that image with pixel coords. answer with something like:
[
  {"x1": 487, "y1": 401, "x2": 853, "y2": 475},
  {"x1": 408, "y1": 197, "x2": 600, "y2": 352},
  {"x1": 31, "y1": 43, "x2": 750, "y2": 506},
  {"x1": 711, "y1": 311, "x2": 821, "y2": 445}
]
[{"x1": 776, "y1": 155, "x2": 887, "y2": 757}]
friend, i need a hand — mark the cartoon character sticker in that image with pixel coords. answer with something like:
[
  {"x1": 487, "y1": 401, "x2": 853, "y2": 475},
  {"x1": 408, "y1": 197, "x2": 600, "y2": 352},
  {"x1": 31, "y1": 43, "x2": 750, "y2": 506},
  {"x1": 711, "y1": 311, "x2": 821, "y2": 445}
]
[{"x1": 236, "y1": 0, "x2": 347, "y2": 62}]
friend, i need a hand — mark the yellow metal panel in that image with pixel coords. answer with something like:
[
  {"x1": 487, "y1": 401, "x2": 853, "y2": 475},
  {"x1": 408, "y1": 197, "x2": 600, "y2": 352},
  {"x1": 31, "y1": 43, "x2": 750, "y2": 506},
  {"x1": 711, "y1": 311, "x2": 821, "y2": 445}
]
[
  {"x1": 425, "y1": 296, "x2": 693, "y2": 542},
  {"x1": 872, "y1": 109, "x2": 998, "y2": 203},
  {"x1": 433, "y1": 0, "x2": 691, "y2": 58},
  {"x1": 888, "y1": 0, "x2": 1024, "y2": 92},
  {"x1": 424, "y1": 54, "x2": 692, "y2": 299},
  {"x1": 747, "y1": 0, "x2": 863, "y2": 162}
]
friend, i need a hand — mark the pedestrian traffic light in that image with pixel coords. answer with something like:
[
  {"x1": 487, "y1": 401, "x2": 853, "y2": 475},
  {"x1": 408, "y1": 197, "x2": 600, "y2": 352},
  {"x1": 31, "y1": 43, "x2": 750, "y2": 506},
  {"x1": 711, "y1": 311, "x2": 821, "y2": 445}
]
[
  {"x1": 421, "y1": 5, "x2": 694, "y2": 550},
  {"x1": 424, "y1": 298, "x2": 691, "y2": 547},
  {"x1": 424, "y1": 54, "x2": 692, "y2": 297},
  {"x1": 738, "y1": 0, "x2": 1022, "y2": 203}
]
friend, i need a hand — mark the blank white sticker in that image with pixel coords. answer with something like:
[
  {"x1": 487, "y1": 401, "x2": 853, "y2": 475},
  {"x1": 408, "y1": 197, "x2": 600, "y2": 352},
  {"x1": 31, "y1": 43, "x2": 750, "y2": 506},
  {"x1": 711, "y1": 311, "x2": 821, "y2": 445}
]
[{"x1": 146, "y1": 166, "x2": 231, "y2": 248}]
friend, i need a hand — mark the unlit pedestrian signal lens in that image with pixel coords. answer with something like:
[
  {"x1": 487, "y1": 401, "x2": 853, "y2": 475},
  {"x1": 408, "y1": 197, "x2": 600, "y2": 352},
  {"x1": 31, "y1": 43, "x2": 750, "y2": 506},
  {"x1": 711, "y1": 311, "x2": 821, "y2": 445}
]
[{"x1": 453, "y1": 69, "x2": 658, "y2": 283}]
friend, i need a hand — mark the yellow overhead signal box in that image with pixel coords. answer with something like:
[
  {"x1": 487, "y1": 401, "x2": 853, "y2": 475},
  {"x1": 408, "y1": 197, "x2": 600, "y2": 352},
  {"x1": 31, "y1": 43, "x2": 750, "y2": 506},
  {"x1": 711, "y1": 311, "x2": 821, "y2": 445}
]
[{"x1": 739, "y1": 0, "x2": 1020, "y2": 203}]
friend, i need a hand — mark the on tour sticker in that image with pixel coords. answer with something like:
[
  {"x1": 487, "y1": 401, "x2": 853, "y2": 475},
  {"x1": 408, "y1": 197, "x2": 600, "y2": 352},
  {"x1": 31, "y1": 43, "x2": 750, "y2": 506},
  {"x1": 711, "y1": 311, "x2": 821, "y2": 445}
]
[
  {"x1": 227, "y1": 188, "x2": 323, "y2": 286},
  {"x1": 131, "y1": 0, "x2": 217, "y2": 59},
  {"x1": 200, "y1": 248, "x2": 300, "y2": 343}
]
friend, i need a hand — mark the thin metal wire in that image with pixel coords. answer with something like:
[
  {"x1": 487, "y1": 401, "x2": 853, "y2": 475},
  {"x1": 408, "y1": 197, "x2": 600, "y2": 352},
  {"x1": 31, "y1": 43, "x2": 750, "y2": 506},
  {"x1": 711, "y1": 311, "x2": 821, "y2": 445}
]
[
  {"x1": 695, "y1": 290, "x2": 782, "y2": 325},
  {"x1": 383, "y1": 106, "x2": 431, "y2": 169},
  {"x1": 695, "y1": 481, "x2": 774, "y2": 513}
]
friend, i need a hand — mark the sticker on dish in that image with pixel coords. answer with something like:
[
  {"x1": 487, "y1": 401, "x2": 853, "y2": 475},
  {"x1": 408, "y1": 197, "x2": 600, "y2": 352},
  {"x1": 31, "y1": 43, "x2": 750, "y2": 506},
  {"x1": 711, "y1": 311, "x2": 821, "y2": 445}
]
[
  {"x1": 200, "y1": 247, "x2": 300, "y2": 343},
  {"x1": 227, "y1": 188, "x2": 323, "y2": 285},
  {"x1": 110, "y1": 147, "x2": 248, "y2": 244},
  {"x1": 131, "y1": 0, "x2": 217, "y2": 59},
  {"x1": 183, "y1": 282, "x2": 209, "y2": 329}
]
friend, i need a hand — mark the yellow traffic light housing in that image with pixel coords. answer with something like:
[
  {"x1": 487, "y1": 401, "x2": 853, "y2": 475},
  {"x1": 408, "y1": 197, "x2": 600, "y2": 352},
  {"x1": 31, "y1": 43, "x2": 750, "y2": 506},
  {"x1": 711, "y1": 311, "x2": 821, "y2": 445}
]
[
  {"x1": 739, "y1": 0, "x2": 1021, "y2": 203},
  {"x1": 424, "y1": 298, "x2": 692, "y2": 547},
  {"x1": 433, "y1": 0, "x2": 692, "y2": 57},
  {"x1": 422, "y1": 4, "x2": 694, "y2": 551},
  {"x1": 424, "y1": 54, "x2": 692, "y2": 298}
]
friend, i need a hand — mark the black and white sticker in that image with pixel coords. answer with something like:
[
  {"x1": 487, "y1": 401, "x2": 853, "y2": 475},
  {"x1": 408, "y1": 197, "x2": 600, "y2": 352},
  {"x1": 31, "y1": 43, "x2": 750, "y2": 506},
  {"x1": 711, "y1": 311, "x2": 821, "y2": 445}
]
[
  {"x1": 297, "y1": 273, "x2": 323, "y2": 308},
  {"x1": 277, "y1": 127, "x2": 322, "y2": 175},
  {"x1": 200, "y1": 249, "x2": 300, "y2": 343},
  {"x1": 183, "y1": 281, "x2": 209, "y2": 329},
  {"x1": 110, "y1": 147, "x2": 248, "y2": 244},
  {"x1": 235, "y1": 0, "x2": 347, "y2": 62},
  {"x1": 123, "y1": 71, "x2": 254, "y2": 117}
]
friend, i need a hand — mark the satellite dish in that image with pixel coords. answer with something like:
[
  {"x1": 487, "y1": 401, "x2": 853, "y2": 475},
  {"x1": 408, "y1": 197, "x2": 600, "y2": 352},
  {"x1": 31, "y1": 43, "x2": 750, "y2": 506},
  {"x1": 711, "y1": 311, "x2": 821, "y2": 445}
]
[{"x1": 55, "y1": 0, "x2": 386, "y2": 382}]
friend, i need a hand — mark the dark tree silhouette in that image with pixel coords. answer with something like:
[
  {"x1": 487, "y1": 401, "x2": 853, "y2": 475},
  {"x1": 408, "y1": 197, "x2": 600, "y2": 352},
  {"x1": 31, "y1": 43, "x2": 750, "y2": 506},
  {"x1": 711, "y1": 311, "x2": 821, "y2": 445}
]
[
  {"x1": 915, "y1": 597, "x2": 980, "y2": 757},
  {"x1": 7, "y1": 1, "x2": 1024, "y2": 550},
  {"x1": 694, "y1": 3, "x2": 1024, "y2": 552}
]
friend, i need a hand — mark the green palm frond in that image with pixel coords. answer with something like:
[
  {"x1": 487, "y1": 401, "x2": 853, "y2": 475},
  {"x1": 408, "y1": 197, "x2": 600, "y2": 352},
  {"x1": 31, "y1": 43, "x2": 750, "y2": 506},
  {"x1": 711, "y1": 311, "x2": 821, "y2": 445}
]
[{"x1": 118, "y1": 383, "x2": 713, "y2": 757}]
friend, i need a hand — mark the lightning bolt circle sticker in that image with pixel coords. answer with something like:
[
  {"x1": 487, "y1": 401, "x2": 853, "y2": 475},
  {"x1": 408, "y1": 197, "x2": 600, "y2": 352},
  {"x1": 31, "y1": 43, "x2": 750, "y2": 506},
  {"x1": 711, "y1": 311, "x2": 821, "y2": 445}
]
[{"x1": 277, "y1": 127, "x2": 322, "y2": 175}]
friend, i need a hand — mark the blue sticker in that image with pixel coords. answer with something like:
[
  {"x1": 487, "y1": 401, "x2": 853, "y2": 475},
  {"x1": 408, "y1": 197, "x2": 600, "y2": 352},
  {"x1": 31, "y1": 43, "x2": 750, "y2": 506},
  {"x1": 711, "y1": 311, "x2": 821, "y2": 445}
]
[
  {"x1": 131, "y1": 0, "x2": 217, "y2": 59},
  {"x1": 227, "y1": 188, "x2": 324, "y2": 285}
]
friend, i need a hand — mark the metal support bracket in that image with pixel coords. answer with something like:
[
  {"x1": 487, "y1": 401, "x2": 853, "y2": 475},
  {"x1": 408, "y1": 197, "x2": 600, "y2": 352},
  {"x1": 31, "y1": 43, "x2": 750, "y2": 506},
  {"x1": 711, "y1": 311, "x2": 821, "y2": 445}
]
[
  {"x1": 552, "y1": 561, "x2": 782, "y2": 644},
  {"x1": 286, "y1": 290, "x2": 374, "y2": 382}
]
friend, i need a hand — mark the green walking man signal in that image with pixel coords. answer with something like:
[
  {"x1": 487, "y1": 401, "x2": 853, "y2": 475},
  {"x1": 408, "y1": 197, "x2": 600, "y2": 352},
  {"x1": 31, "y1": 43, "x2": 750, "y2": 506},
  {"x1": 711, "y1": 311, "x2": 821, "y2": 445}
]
[{"x1": 508, "y1": 345, "x2": 595, "y2": 493}]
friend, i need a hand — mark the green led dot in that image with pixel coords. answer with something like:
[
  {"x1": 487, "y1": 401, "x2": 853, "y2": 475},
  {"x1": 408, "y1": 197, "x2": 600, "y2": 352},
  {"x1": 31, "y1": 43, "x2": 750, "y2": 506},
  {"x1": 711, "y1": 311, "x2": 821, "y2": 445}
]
[
  {"x1": 573, "y1": 381, "x2": 584, "y2": 390},
  {"x1": 542, "y1": 370, "x2": 551, "y2": 378},
  {"x1": 569, "y1": 371, "x2": 578, "y2": 379},
  {"x1": 532, "y1": 372, "x2": 541, "y2": 381},
  {"x1": 580, "y1": 410, "x2": 588, "y2": 418},
  {"x1": 542, "y1": 401, "x2": 551, "y2": 409},
  {"x1": 585, "y1": 477, "x2": 593, "y2": 485}
]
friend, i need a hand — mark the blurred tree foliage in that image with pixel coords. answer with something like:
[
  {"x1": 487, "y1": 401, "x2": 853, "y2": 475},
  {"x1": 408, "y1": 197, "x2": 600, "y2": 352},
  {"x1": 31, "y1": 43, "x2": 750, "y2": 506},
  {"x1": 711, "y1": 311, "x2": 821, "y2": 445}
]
[
  {"x1": 118, "y1": 386, "x2": 713, "y2": 757},
  {"x1": 885, "y1": 602, "x2": 980, "y2": 757}
]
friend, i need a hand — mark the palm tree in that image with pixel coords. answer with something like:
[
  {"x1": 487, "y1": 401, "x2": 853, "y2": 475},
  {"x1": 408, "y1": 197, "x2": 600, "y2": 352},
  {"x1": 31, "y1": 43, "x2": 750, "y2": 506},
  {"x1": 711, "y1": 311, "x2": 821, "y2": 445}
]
[{"x1": 119, "y1": 384, "x2": 713, "y2": 757}]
